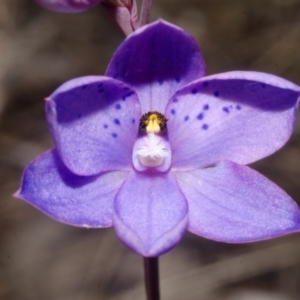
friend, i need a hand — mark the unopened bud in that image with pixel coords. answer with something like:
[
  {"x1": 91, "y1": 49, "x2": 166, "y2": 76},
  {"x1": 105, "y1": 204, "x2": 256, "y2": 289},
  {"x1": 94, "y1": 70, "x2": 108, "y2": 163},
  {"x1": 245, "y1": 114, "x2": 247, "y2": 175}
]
[
  {"x1": 101, "y1": 0, "x2": 138, "y2": 36},
  {"x1": 35, "y1": 0, "x2": 101, "y2": 13}
]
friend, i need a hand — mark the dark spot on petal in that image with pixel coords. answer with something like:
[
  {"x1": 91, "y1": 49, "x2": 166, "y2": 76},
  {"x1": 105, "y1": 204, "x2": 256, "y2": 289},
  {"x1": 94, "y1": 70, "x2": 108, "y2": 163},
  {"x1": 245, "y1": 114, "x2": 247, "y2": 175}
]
[
  {"x1": 78, "y1": 113, "x2": 81, "y2": 118},
  {"x1": 184, "y1": 115, "x2": 189, "y2": 121},
  {"x1": 98, "y1": 83, "x2": 103, "y2": 88},
  {"x1": 203, "y1": 104, "x2": 209, "y2": 110},
  {"x1": 132, "y1": 118, "x2": 135, "y2": 124},
  {"x1": 202, "y1": 124, "x2": 209, "y2": 130},
  {"x1": 202, "y1": 82, "x2": 209, "y2": 87},
  {"x1": 197, "y1": 113, "x2": 204, "y2": 120},
  {"x1": 173, "y1": 98, "x2": 179, "y2": 103},
  {"x1": 112, "y1": 133, "x2": 118, "y2": 138},
  {"x1": 171, "y1": 109, "x2": 176, "y2": 115},
  {"x1": 82, "y1": 85, "x2": 87, "y2": 89},
  {"x1": 261, "y1": 83, "x2": 266, "y2": 88},
  {"x1": 123, "y1": 87, "x2": 130, "y2": 91},
  {"x1": 175, "y1": 77, "x2": 181, "y2": 83},
  {"x1": 158, "y1": 80, "x2": 164, "y2": 85},
  {"x1": 191, "y1": 88, "x2": 198, "y2": 94},
  {"x1": 115, "y1": 104, "x2": 121, "y2": 110},
  {"x1": 236, "y1": 105, "x2": 242, "y2": 110},
  {"x1": 103, "y1": 124, "x2": 108, "y2": 129},
  {"x1": 223, "y1": 107, "x2": 230, "y2": 113},
  {"x1": 98, "y1": 88, "x2": 103, "y2": 93},
  {"x1": 114, "y1": 118, "x2": 121, "y2": 125},
  {"x1": 122, "y1": 92, "x2": 134, "y2": 101},
  {"x1": 214, "y1": 91, "x2": 219, "y2": 97}
]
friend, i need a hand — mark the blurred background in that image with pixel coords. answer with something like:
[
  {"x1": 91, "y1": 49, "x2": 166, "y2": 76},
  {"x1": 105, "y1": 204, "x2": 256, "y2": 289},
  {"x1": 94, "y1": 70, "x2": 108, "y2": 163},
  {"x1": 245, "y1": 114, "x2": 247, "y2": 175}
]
[{"x1": 1, "y1": 0, "x2": 300, "y2": 299}]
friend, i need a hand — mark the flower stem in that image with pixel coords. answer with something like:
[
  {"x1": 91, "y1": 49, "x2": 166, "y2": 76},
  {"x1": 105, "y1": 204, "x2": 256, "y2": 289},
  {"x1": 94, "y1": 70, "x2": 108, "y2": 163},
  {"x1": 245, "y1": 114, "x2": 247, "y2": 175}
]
[
  {"x1": 143, "y1": 256, "x2": 160, "y2": 300},
  {"x1": 139, "y1": 0, "x2": 153, "y2": 27}
]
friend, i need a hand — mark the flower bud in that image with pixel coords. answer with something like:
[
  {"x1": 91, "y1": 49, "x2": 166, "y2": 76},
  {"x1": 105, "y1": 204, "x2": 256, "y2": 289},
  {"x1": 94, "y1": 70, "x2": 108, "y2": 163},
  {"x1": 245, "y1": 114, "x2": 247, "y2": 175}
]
[
  {"x1": 35, "y1": 0, "x2": 101, "y2": 13},
  {"x1": 101, "y1": 0, "x2": 138, "y2": 36}
]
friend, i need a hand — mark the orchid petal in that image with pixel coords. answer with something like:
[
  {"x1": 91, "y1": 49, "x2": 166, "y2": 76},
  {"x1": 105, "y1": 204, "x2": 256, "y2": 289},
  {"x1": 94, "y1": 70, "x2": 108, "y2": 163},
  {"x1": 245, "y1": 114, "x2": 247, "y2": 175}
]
[
  {"x1": 166, "y1": 71, "x2": 300, "y2": 169},
  {"x1": 46, "y1": 76, "x2": 141, "y2": 176},
  {"x1": 15, "y1": 150, "x2": 128, "y2": 228},
  {"x1": 176, "y1": 161, "x2": 300, "y2": 242},
  {"x1": 35, "y1": 0, "x2": 101, "y2": 13},
  {"x1": 113, "y1": 171, "x2": 188, "y2": 256},
  {"x1": 106, "y1": 20, "x2": 206, "y2": 113}
]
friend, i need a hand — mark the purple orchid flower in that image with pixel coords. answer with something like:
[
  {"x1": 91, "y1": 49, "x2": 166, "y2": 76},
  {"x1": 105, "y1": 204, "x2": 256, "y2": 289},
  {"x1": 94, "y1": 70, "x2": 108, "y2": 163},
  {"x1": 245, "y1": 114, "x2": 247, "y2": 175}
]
[
  {"x1": 15, "y1": 20, "x2": 300, "y2": 257},
  {"x1": 35, "y1": 0, "x2": 101, "y2": 13}
]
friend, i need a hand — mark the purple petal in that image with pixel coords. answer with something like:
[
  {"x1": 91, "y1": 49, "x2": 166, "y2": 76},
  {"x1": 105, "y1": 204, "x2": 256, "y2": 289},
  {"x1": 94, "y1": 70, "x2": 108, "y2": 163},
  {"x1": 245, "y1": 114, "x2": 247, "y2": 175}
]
[
  {"x1": 35, "y1": 0, "x2": 101, "y2": 13},
  {"x1": 113, "y1": 171, "x2": 188, "y2": 256},
  {"x1": 166, "y1": 71, "x2": 300, "y2": 169},
  {"x1": 46, "y1": 76, "x2": 141, "y2": 176},
  {"x1": 106, "y1": 20, "x2": 206, "y2": 113},
  {"x1": 175, "y1": 160, "x2": 300, "y2": 242},
  {"x1": 15, "y1": 150, "x2": 128, "y2": 228}
]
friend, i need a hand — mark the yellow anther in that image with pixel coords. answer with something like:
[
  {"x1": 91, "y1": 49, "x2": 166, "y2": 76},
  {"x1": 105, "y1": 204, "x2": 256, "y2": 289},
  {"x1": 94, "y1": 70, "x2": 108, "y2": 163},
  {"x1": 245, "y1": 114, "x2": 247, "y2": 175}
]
[
  {"x1": 139, "y1": 111, "x2": 168, "y2": 134},
  {"x1": 146, "y1": 114, "x2": 161, "y2": 133}
]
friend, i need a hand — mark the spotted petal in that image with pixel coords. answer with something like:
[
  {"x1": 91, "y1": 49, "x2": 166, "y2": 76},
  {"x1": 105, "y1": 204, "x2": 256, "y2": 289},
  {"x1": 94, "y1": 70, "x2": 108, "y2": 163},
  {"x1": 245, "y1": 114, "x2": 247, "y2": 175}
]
[
  {"x1": 46, "y1": 76, "x2": 141, "y2": 176},
  {"x1": 106, "y1": 20, "x2": 206, "y2": 114},
  {"x1": 176, "y1": 161, "x2": 300, "y2": 242},
  {"x1": 113, "y1": 171, "x2": 188, "y2": 256},
  {"x1": 166, "y1": 71, "x2": 300, "y2": 169},
  {"x1": 15, "y1": 150, "x2": 128, "y2": 227}
]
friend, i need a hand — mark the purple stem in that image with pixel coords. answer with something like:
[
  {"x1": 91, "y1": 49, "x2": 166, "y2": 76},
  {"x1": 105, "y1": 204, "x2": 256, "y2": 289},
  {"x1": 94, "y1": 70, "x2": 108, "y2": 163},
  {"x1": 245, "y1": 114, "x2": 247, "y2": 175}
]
[
  {"x1": 143, "y1": 257, "x2": 160, "y2": 300},
  {"x1": 139, "y1": 0, "x2": 153, "y2": 27}
]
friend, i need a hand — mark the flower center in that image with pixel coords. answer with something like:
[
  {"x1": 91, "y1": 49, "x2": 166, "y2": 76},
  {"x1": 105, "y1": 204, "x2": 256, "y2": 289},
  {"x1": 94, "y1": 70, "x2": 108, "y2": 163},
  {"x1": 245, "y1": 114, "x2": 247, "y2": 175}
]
[
  {"x1": 132, "y1": 112, "x2": 171, "y2": 172},
  {"x1": 137, "y1": 132, "x2": 169, "y2": 167},
  {"x1": 139, "y1": 111, "x2": 167, "y2": 134}
]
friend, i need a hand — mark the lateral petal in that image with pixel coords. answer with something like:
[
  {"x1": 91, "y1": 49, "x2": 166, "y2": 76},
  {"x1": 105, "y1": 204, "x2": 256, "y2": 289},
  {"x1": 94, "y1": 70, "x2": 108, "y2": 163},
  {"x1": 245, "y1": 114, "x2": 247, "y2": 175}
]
[
  {"x1": 15, "y1": 150, "x2": 128, "y2": 228},
  {"x1": 176, "y1": 161, "x2": 300, "y2": 242},
  {"x1": 46, "y1": 76, "x2": 140, "y2": 175},
  {"x1": 166, "y1": 71, "x2": 300, "y2": 169}
]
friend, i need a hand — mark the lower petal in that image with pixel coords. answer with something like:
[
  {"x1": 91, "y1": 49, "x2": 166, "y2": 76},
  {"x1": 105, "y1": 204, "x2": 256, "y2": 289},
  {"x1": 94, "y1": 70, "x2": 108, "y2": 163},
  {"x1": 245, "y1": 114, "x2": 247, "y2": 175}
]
[
  {"x1": 113, "y1": 171, "x2": 188, "y2": 256},
  {"x1": 175, "y1": 161, "x2": 300, "y2": 242},
  {"x1": 15, "y1": 149, "x2": 128, "y2": 228}
]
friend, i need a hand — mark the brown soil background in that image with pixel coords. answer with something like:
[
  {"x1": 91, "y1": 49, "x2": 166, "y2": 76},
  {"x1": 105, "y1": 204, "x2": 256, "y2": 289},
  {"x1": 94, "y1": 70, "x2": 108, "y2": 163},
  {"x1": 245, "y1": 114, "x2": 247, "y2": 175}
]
[{"x1": 1, "y1": 0, "x2": 300, "y2": 299}]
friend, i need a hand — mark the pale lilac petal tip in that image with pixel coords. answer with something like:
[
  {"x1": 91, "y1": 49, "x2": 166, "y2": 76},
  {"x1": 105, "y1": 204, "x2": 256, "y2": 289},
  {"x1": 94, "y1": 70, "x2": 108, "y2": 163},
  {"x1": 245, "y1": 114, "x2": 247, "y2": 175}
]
[
  {"x1": 106, "y1": 20, "x2": 206, "y2": 113},
  {"x1": 46, "y1": 76, "x2": 141, "y2": 176},
  {"x1": 176, "y1": 161, "x2": 300, "y2": 243},
  {"x1": 15, "y1": 149, "x2": 128, "y2": 228},
  {"x1": 167, "y1": 71, "x2": 300, "y2": 169},
  {"x1": 35, "y1": 0, "x2": 101, "y2": 13},
  {"x1": 113, "y1": 171, "x2": 188, "y2": 256}
]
